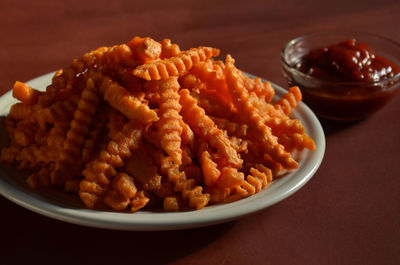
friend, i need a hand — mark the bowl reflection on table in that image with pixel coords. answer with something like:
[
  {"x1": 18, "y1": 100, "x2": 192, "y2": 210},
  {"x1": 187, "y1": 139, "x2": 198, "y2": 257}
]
[{"x1": 281, "y1": 31, "x2": 400, "y2": 121}]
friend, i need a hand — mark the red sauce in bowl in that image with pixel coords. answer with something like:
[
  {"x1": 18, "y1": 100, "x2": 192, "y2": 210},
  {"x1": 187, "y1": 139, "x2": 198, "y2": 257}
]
[
  {"x1": 286, "y1": 38, "x2": 400, "y2": 120},
  {"x1": 296, "y1": 38, "x2": 399, "y2": 82}
]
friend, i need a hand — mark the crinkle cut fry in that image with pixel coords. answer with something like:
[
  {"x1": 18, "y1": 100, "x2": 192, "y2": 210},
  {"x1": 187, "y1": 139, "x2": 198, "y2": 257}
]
[
  {"x1": 89, "y1": 44, "x2": 137, "y2": 66},
  {"x1": 45, "y1": 39, "x2": 156, "y2": 103},
  {"x1": 163, "y1": 196, "x2": 180, "y2": 212},
  {"x1": 191, "y1": 59, "x2": 224, "y2": 85},
  {"x1": 127, "y1": 36, "x2": 162, "y2": 63},
  {"x1": 190, "y1": 89, "x2": 236, "y2": 121},
  {"x1": 191, "y1": 59, "x2": 234, "y2": 112},
  {"x1": 79, "y1": 120, "x2": 145, "y2": 209},
  {"x1": 211, "y1": 117, "x2": 248, "y2": 138},
  {"x1": 157, "y1": 77, "x2": 183, "y2": 165},
  {"x1": 274, "y1": 86, "x2": 302, "y2": 116},
  {"x1": 9, "y1": 117, "x2": 63, "y2": 167},
  {"x1": 99, "y1": 75, "x2": 159, "y2": 124},
  {"x1": 278, "y1": 133, "x2": 316, "y2": 152},
  {"x1": 103, "y1": 172, "x2": 151, "y2": 212},
  {"x1": 209, "y1": 117, "x2": 249, "y2": 153},
  {"x1": 180, "y1": 119, "x2": 195, "y2": 149},
  {"x1": 12, "y1": 123, "x2": 35, "y2": 147},
  {"x1": 179, "y1": 89, "x2": 243, "y2": 168},
  {"x1": 264, "y1": 116, "x2": 305, "y2": 137},
  {"x1": 207, "y1": 186, "x2": 231, "y2": 204},
  {"x1": 160, "y1": 38, "x2": 181, "y2": 59},
  {"x1": 224, "y1": 55, "x2": 298, "y2": 170},
  {"x1": 169, "y1": 164, "x2": 210, "y2": 210},
  {"x1": 225, "y1": 164, "x2": 272, "y2": 203},
  {"x1": 214, "y1": 167, "x2": 244, "y2": 189},
  {"x1": 82, "y1": 106, "x2": 110, "y2": 163},
  {"x1": 0, "y1": 37, "x2": 317, "y2": 213},
  {"x1": 9, "y1": 103, "x2": 54, "y2": 132},
  {"x1": 200, "y1": 150, "x2": 221, "y2": 187},
  {"x1": 133, "y1": 46, "x2": 220, "y2": 80},
  {"x1": 190, "y1": 59, "x2": 232, "y2": 104},
  {"x1": 8, "y1": 103, "x2": 33, "y2": 121},
  {"x1": 240, "y1": 72, "x2": 275, "y2": 102},
  {"x1": 49, "y1": 94, "x2": 80, "y2": 122},
  {"x1": 103, "y1": 172, "x2": 139, "y2": 211},
  {"x1": 131, "y1": 191, "x2": 150, "y2": 212},
  {"x1": 242, "y1": 78, "x2": 302, "y2": 138},
  {"x1": 248, "y1": 94, "x2": 287, "y2": 120},
  {"x1": 12, "y1": 81, "x2": 39, "y2": 105},
  {"x1": 26, "y1": 164, "x2": 55, "y2": 189},
  {"x1": 0, "y1": 144, "x2": 20, "y2": 163},
  {"x1": 152, "y1": 149, "x2": 210, "y2": 210},
  {"x1": 15, "y1": 143, "x2": 58, "y2": 169},
  {"x1": 51, "y1": 78, "x2": 100, "y2": 186}
]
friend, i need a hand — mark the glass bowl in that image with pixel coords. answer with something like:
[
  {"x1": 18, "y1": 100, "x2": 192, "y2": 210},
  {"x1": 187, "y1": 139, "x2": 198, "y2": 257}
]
[{"x1": 281, "y1": 31, "x2": 400, "y2": 121}]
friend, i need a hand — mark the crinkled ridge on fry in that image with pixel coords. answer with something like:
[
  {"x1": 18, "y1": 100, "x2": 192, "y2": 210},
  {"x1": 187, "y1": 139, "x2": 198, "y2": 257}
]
[
  {"x1": 51, "y1": 78, "x2": 100, "y2": 186},
  {"x1": 133, "y1": 47, "x2": 220, "y2": 80},
  {"x1": 179, "y1": 89, "x2": 243, "y2": 168},
  {"x1": 79, "y1": 120, "x2": 145, "y2": 209},
  {"x1": 156, "y1": 77, "x2": 183, "y2": 165}
]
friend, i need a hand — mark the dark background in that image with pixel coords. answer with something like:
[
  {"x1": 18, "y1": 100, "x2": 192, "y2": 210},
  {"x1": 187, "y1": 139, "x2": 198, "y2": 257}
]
[{"x1": 0, "y1": 1, "x2": 399, "y2": 264}]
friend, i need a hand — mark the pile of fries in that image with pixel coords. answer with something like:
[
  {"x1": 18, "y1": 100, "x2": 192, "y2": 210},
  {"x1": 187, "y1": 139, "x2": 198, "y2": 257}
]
[{"x1": 0, "y1": 37, "x2": 315, "y2": 212}]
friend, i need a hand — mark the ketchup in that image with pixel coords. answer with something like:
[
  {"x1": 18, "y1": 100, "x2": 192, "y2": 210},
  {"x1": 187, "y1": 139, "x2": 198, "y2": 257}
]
[
  {"x1": 296, "y1": 38, "x2": 400, "y2": 82},
  {"x1": 287, "y1": 38, "x2": 400, "y2": 120}
]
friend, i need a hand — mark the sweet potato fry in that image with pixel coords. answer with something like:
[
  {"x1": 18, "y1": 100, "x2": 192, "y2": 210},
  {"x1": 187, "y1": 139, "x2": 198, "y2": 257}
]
[
  {"x1": 13, "y1": 81, "x2": 39, "y2": 105},
  {"x1": 1, "y1": 36, "x2": 316, "y2": 213}
]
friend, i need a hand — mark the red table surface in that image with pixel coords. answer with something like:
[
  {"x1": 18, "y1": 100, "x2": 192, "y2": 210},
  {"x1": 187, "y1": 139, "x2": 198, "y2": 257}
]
[{"x1": 0, "y1": 1, "x2": 399, "y2": 265}]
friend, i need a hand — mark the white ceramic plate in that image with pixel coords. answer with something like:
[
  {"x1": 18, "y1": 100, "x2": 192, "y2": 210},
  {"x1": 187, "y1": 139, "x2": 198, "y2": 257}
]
[{"x1": 0, "y1": 72, "x2": 325, "y2": 231}]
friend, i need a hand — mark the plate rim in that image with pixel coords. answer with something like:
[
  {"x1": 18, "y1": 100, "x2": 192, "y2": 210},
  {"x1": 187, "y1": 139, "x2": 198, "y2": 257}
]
[{"x1": 0, "y1": 71, "x2": 326, "y2": 231}]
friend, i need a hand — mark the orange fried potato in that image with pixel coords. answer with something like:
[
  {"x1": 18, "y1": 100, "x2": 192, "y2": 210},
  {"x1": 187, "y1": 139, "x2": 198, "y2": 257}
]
[
  {"x1": 0, "y1": 36, "x2": 316, "y2": 213},
  {"x1": 13, "y1": 81, "x2": 39, "y2": 105}
]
